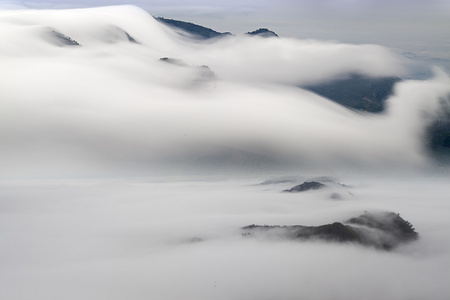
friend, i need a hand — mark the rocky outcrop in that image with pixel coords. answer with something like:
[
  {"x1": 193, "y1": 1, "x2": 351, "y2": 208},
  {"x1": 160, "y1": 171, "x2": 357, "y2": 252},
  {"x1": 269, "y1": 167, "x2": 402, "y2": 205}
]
[
  {"x1": 242, "y1": 211, "x2": 418, "y2": 250},
  {"x1": 159, "y1": 57, "x2": 216, "y2": 84},
  {"x1": 283, "y1": 181, "x2": 326, "y2": 192},
  {"x1": 51, "y1": 30, "x2": 80, "y2": 46},
  {"x1": 123, "y1": 31, "x2": 139, "y2": 44}
]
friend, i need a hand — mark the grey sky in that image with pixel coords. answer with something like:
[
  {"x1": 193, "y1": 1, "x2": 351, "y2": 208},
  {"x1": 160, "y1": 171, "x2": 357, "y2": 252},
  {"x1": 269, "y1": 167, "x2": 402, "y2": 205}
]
[{"x1": 3, "y1": 0, "x2": 450, "y2": 54}]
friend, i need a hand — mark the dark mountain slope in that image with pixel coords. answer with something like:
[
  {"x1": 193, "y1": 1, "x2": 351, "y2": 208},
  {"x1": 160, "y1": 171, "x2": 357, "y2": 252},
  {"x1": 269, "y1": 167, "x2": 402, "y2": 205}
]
[
  {"x1": 246, "y1": 28, "x2": 278, "y2": 38},
  {"x1": 426, "y1": 102, "x2": 450, "y2": 152},
  {"x1": 302, "y1": 74, "x2": 401, "y2": 113},
  {"x1": 302, "y1": 73, "x2": 449, "y2": 151},
  {"x1": 155, "y1": 17, "x2": 231, "y2": 39}
]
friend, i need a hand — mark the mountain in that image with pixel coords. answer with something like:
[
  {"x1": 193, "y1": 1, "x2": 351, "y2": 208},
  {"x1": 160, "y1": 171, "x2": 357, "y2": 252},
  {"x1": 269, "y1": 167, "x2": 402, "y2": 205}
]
[
  {"x1": 302, "y1": 74, "x2": 401, "y2": 113},
  {"x1": 159, "y1": 57, "x2": 216, "y2": 84},
  {"x1": 154, "y1": 18, "x2": 447, "y2": 148},
  {"x1": 242, "y1": 211, "x2": 418, "y2": 250},
  {"x1": 426, "y1": 108, "x2": 450, "y2": 151},
  {"x1": 155, "y1": 17, "x2": 279, "y2": 39},
  {"x1": 302, "y1": 73, "x2": 450, "y2": 152},
  {"x1": 155, "y1": 14, "x2": 449, "y2": 153},
  {"x1": 155, "y1": 17, "x2": 232, "y2": 39},
  {"x1": 246, "y1": 28, "x2": 279, "y2": 38},
  {"x1": 50, "y1": 29, "x2": 81, "y2": 46}
]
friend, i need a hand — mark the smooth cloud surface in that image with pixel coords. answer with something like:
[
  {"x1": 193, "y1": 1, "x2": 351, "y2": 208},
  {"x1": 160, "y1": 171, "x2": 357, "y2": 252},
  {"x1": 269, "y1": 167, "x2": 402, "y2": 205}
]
[{"x1": 1, "y1": 177, "x2": 450, "y2": 300}]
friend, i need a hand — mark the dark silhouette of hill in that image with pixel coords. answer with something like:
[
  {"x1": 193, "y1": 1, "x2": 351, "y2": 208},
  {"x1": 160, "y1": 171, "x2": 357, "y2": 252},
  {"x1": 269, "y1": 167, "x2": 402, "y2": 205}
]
[
  {"x1": 426, "y1": 105, "x2": 450, "y2": 152},
  {"x1": 283, "y1": 181, "x2": 326, "y2": 192},
  {"x1": 155, "y1": 18, "x2": 279, "y2": 39},
  {"x1": 302, "y1": 74, "x2": 449, "y2": 151},
  {"x1": 303, "y1": 74, "x2": 400, "y2": 113},
  {"x1": 51, "y1": 30, "x2": 80, "y2": 46},
  {"x1": 155, "y1": 17, "x2": 231, "y2": 39},
  {"x1": 242, "y1": 211, "x2": 418, "y2": 250},
  {"x1": 246, "y1": 28, "x2": 278, "y2": 38}
]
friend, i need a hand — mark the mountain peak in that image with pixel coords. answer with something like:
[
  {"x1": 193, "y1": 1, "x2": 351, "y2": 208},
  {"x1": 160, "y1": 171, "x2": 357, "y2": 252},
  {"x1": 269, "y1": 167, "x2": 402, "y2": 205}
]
[
  {"x1": 246, "y1": 28, "x2": 279, "y2": 38},
  {"x1": 155, "y1": 17, "x2": 232, "y2": 40}
]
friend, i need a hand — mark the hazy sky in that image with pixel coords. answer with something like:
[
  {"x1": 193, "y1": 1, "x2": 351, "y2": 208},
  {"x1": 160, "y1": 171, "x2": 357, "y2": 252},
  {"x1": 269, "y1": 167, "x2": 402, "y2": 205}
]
[{"x1": 3, "y1": 0, "x2": 450, "y2": 58}]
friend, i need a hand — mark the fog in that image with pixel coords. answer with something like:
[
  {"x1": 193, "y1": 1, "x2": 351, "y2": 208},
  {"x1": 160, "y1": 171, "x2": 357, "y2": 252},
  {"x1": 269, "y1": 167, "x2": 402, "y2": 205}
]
[
  {"x1": 1, "y1": 177, "x2": 450, "y2": 300},
  {"x1": 1, "y1": 5, "x2": 450, "y2": 300}
]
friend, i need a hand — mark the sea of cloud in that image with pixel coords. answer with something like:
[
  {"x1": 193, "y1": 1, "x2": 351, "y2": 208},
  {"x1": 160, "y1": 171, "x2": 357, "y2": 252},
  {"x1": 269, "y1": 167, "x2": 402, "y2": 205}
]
[
  {"x1": 1, "y1": 5, "x2": 449, "y2": 177},
  {"x1": 1, "y1": 176, "x2": 450, "y2": 300},
  {"x1": 0, "y1": 5, "x2": 450, "y2": 299}
]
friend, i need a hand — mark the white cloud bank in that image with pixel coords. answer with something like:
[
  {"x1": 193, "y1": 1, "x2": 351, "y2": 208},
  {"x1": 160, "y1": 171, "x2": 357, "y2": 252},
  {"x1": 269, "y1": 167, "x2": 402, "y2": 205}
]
[{"x1": 1, "y1": 5, "x2": 449, "y2": 177}]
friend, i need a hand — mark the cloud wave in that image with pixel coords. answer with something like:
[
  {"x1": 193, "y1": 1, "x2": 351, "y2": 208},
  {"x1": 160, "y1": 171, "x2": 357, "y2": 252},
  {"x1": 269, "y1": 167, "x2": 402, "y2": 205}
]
[{"x1": 1, "y1": 5, "x2": 449, "y2": 177}]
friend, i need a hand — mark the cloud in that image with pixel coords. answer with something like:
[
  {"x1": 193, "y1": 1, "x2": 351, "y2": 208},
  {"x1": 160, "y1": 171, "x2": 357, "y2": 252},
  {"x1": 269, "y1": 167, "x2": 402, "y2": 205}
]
[
  {"x1": 1, "y1": 177, "x2": 450, "y2": 299},
  {"x1": 1, "y1": 7, "x2": 450, "y2": 300},
  {"x1": 0, "y1": 5, "x2": 449, "y2": 178}
]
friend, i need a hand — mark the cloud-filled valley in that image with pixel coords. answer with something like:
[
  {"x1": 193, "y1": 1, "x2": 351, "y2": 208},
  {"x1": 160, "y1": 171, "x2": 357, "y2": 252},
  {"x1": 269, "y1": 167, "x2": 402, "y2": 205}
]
[{"x1": 1, "y1": 5, "x2": 450, "y2": 300}]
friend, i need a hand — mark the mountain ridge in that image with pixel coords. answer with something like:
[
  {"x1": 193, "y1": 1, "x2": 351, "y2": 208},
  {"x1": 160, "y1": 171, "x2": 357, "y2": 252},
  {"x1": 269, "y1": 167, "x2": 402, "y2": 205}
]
[
  {"x1": 155, "y1": 17, "x2": 278, "y2": 39},
  {"x1": 155, "y1": 17, "x2": 232, "y2": 39}
]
